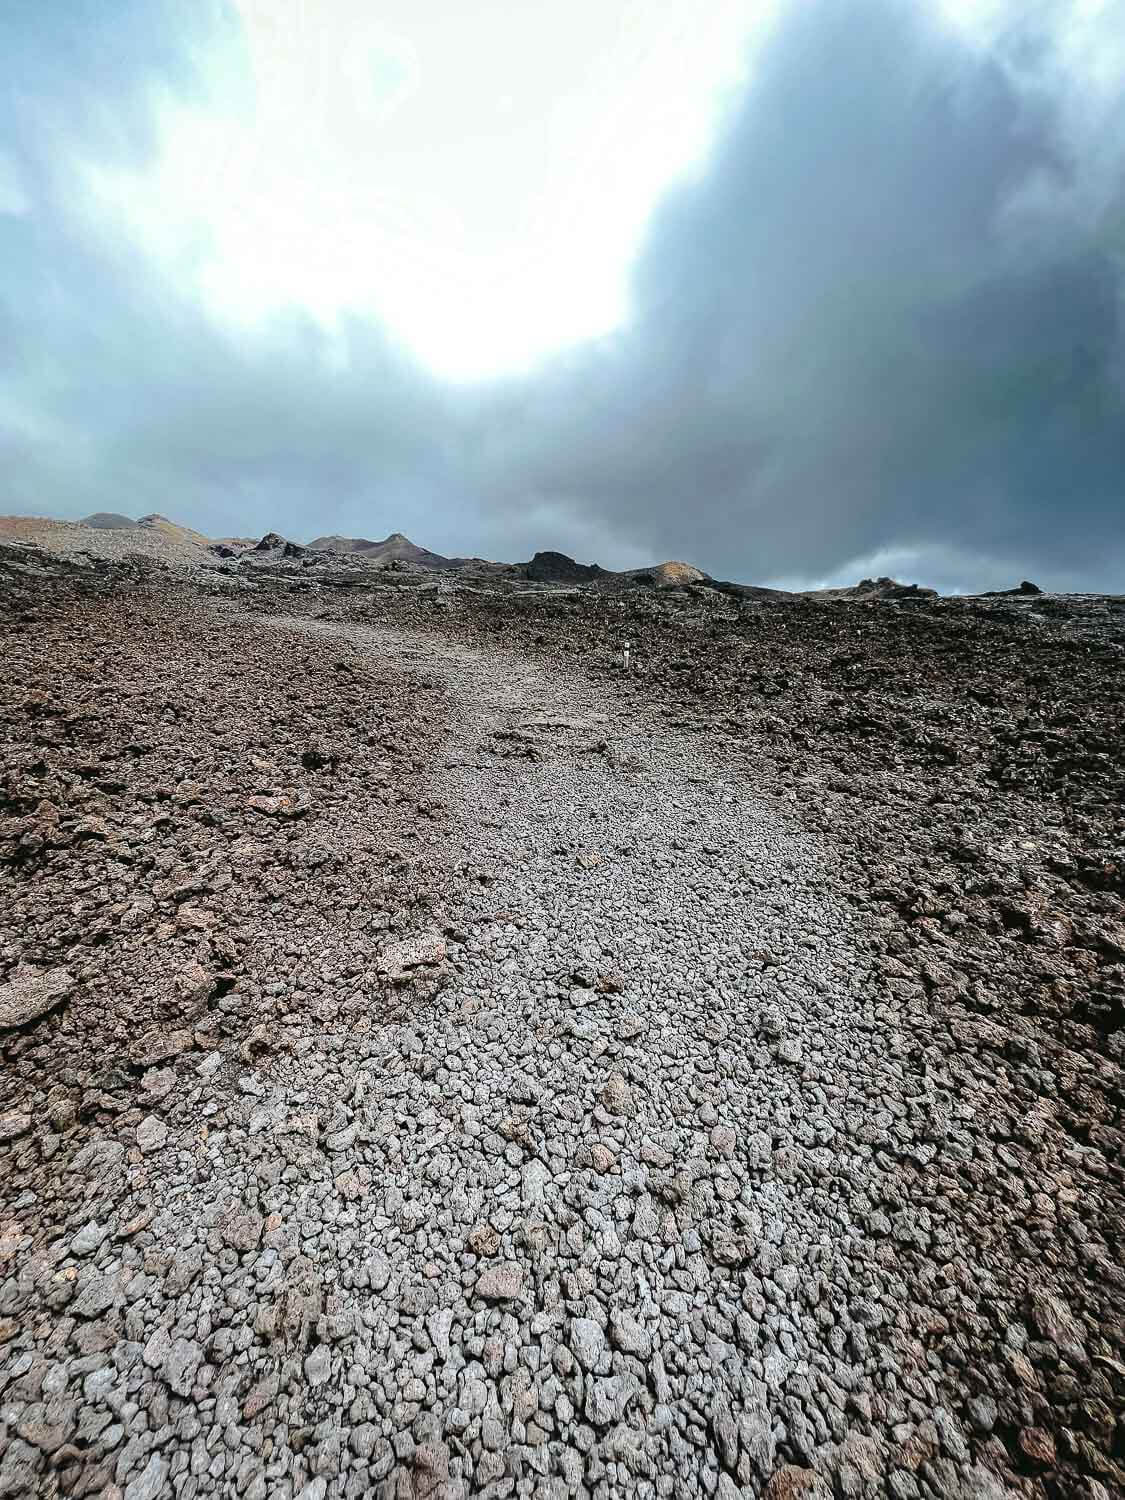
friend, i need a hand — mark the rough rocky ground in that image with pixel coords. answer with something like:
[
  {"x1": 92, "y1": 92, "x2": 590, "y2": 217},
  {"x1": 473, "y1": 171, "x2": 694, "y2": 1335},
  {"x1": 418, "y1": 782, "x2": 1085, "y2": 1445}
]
[
  {"x1": 351, "y1": 577, "x2": 1124, "y2": 1500},
  {"x1": 1, "y1": 548, "x2": 1122, "y2": 1499},
  {"x1": 0, "y1": 519, "x2": 215, "y2": 572},
  {"x1": 0, "y1": 569, "x2": 448, "y2": 1112}
]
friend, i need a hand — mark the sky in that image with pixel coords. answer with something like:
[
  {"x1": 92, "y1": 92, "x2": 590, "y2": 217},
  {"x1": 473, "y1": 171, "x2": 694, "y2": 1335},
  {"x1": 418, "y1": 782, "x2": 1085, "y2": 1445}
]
[{"x1": 2, "y1": 0, "x2": 1123, "y2": 591}]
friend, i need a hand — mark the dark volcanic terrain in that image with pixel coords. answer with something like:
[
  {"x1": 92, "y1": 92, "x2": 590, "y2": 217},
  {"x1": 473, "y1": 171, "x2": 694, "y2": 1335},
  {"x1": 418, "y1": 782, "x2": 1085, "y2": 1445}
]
[{"x1": 0, "y1": 528, "x2": 1122, "y2": 1500}]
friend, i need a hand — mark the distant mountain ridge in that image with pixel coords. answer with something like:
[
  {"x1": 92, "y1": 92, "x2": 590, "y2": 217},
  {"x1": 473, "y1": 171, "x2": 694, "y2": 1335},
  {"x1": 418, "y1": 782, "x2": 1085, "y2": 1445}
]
[
  {"x1": 8, "y1": 512, "x2": 965, "y2": 598},
  {"x1": 249, "y1": 530, "x2": 717, "y2": 589},
  {"x1": 64, "y1": 517, "x2": 727, "y2": 589}
]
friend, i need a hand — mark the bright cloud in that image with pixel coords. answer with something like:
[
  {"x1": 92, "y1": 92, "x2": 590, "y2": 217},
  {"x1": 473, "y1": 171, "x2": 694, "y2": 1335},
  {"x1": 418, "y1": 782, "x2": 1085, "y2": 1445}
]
[{"x1": 82, "y1": 0, "x2": 777, "y2": 379}]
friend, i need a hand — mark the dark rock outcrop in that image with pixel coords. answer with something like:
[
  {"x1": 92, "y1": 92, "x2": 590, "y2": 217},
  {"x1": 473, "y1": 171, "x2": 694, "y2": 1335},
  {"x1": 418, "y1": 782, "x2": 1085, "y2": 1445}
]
[
  {"x1": 252, "y1": 532, "x2": 306, "y2": 559},
  {"x1": 525, "y1": 551, "x2": 607, "y2": 584}
]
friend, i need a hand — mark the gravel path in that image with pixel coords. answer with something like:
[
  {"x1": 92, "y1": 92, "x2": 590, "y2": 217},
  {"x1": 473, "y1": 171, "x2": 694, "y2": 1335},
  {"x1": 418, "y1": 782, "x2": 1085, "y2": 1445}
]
[{"x1": 1, "y1": 618, "x2": 999, "y2": 1499}]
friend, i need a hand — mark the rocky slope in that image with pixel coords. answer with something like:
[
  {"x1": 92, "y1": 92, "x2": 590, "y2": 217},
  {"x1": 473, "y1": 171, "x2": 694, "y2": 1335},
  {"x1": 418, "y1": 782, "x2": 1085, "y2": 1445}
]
[
  {"x1": 0, "y1": 541, "x2": 1121, "y2": 1500},
  {"x1": 336, "y1": 565, "x2": 1125, "y2": 1499},
  {"x1": 0, "y1": 517, "x2": 215, "y2": 570}
]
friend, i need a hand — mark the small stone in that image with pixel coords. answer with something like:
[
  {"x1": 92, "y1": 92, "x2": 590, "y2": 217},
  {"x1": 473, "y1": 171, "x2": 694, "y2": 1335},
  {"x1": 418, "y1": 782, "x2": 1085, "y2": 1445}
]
[
  {"x1": 365, "y1": 1254, "x2": 392, "y2": 1291},
  {"x1": 609, "y1": 1309, "x2": 651, "y2": 1359},
  {"x1": 165, "y1": 1337, "x2": 203, "y2": 1397},
  {"x1": 1018, "y1": 1427, "x2": 1056, "y2": 1465},
  {"x1": 172, "y1": 960, "x2": 213, "y2": 1011},
  {"x1": 599, "y1": 1072, "x2": 628, "y2": 1113},
  {"x1": 585, "y1": 1374, "x2": 636, "y2": 1427},
  {"x1": 632, "y1": 1199, "x2": 658, "y2": 1240},
  {"x1": 136, "y1": 1115, "x2": 168, "y2": 1154},
  {"x1": 243, "y1": 1375, "x2": 279, "y2": 1420},
  {"x1": 1004, "y1": 1349, "x2": 1038, "y2": 1387},
  {"x1": 712, "y1": 1232, "x2": 753, "y2": 1267},
  {"x1": 777, "y1": 1039, "x2": 803, "y2": 1065},
  {"x1": 710, "y1": 1125, "x2": 736, "y2": 1155},
  {"x1": 468, "y1": 1223, "x2": 501, "y2": 1256},
  {"x1": 764, "y1": 1466, "x2": 832, "y2": 1500},
  {"x1": 324, "y1": 1123, "x2": 357, "y2": 1153},
  {"x1": 967, "y1": 1396, "x2": 997, "y2": 1434},
  {"x1": 850, "y1": 1299, "x2": 883, "y2": 1328},
  {"x1": 221, "y1": 1210, "x2": 263, "y2": 1254},
  {"x1": 427, "y1": 1308, "x2": 454, "y2": 1360},
  {"x1": 124, "y1": 1454, "x2": 169, "y2": 1500},
  {"x1": 413, "y1": 1443, "x2": 450, "y2": 1487},
  {"x1": 759, "y1": 1005, "x2": 784, "y2": 1037},
  {"x1": 1030, "y1": 1291, "x2": 1087, "y2": 1364},
  {"x1": 72, "y1": 1275, "x2": 116, "y2": 1319},
  {"x1": 140, "y1": 1068, "x2": 176, "y2": 1102},
  {"x1": 0, "y1": 1111, "x2": 32, "y2": 1144},
  {"x1": 475, "y1": 1261, "x2": 524, "y2": 1301},
  {"x1": 350, "y1": 1423, "x2": 377, "y2": 1459},
  {"x1": 521, "y1": 1159, "x2": 550, "y2": 1207},
  {"x1": 773, "y1": 1146, "x2": 800, "y2": 1180},
  {"x1": 70, "y1": 1222, "x2": 109, "y2": 1258},
  {"x1": 570, "y1": 1318, "x2": 606, "y2": 1370},
  {"x1": 774, "y1": 1263, "x2": 800, "y2": 1296},
  {"x1": 130, "y1": 1030, "x2": 191, "y2": 1067},
  {"x1": 896, "y1": 1423, "x2": 937, "y2": 1472},
  {"x1": 477, "y1": 1452, "x2": 505, "y2": 1485},
  {"x1": 932, "y1": 1408, "x2": 968, "y2": 1464},
  {"x1": 0, "y1": 967, "x2": 71, "y2": 1031},
  {"x1": 246, "y1": 792, "x2": 293, "y2": 817},
  {"x1": 741, "y1": 1406, "x2": 778, "y2": 1479},
  {"x1": 378, "y1": 931, "x2": 446, "y2": 983}
]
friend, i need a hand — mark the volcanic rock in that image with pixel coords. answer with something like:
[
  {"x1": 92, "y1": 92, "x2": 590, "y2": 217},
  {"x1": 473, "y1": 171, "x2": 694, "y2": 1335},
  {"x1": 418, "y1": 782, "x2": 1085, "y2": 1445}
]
[
  {"x1": 0, "y1": 967, "x2": 72, "y2": 1030},
  {"x1": 525, "y1": 550, "x2": 607, "y2": 583}
]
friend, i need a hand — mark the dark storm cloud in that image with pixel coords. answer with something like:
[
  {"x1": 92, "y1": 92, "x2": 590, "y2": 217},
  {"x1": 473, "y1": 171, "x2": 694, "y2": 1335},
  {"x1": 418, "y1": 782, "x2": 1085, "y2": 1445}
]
[
  {"x1": 2, "y1": 0, "x2": 1123, "y2": 587},
  {"x1": 476, "y1": 0, "x2": 1125, "y2": 587}
]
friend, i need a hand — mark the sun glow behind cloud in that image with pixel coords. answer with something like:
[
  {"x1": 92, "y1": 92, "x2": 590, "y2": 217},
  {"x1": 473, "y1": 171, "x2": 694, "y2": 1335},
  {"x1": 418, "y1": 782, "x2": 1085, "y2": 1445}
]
[{"x1": 81, "y1": 0, "x2": 778, "y2": 380}]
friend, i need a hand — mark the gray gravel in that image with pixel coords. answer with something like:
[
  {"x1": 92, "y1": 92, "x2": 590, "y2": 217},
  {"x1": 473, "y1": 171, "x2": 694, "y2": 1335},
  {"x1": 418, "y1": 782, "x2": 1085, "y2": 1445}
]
[{"x1": 0, "y1": 622, "x2": 1005, "y2": 1499}]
